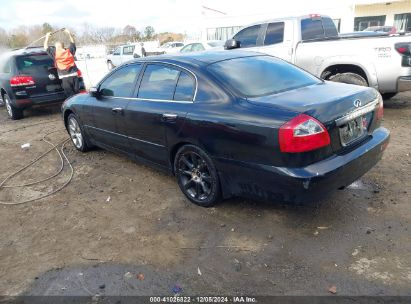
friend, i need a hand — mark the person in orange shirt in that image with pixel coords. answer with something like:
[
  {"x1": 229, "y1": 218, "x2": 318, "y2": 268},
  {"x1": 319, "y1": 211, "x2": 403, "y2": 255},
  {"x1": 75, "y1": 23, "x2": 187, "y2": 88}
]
[{"x1": 44, "y1": 29, "x2": 80, "y2": 98}]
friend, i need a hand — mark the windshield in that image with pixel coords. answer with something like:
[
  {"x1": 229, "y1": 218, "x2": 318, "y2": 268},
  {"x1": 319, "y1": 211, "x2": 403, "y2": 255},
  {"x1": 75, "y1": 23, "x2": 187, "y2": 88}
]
[{"x1": 208, "y1": 56, "x2": 321, "y2": 98}]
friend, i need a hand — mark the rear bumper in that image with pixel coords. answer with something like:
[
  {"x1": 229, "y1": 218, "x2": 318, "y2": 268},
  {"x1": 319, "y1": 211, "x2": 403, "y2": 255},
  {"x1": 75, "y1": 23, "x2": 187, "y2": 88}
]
[
  {"x1": 216, "y1": 127, "x2": 390, "y2": 203},
  {"x1": 14, "y1": 92, "x2": 66, "y2": 109},
  {"x1": 397, "y1": 76, "x2": 411, "y2": 92}
]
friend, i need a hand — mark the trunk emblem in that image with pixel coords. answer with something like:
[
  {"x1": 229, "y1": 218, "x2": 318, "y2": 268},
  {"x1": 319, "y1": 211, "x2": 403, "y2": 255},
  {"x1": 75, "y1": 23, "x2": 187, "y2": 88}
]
[
  {"x1": 48, "y1": 74, "x2": 56, "y2": 80},
  {"x1": 354, "y1": 99, "x2": 362, "y2": 108}
]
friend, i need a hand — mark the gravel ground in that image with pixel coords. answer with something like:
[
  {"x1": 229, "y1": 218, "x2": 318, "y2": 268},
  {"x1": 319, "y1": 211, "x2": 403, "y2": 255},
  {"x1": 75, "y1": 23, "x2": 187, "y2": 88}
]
[{"x1": 0, "y1": 93, "x2": 410, "y2": 297}]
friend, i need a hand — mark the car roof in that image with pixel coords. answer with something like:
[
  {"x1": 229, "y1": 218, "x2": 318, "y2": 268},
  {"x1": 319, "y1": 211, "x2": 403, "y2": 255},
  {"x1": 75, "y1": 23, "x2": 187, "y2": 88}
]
[
  {"x1": 5, "y1": 47, "x2": 48, "y2": 57},
  {"x1": 131, "y1": 50, "x2": 264, "y2": 67}
]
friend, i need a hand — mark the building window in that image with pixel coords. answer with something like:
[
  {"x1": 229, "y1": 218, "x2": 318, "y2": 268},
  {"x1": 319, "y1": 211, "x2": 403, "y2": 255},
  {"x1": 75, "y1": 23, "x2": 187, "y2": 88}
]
[
  {"x1": 394, "y1": 13, "x2": 411, "y2": 32},
  {"x1": 354, "y1": 15, "x2": 386, "y2": 31}
]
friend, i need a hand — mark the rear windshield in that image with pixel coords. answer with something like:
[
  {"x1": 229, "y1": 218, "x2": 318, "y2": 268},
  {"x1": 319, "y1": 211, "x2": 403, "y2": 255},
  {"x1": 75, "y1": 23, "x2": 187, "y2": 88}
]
[
  {"x1": 207, "y1": 56, "x2": 320, "y2": 98},
  {"x1": 15, "y1": 54, "x2": 54, "y2": 73}
]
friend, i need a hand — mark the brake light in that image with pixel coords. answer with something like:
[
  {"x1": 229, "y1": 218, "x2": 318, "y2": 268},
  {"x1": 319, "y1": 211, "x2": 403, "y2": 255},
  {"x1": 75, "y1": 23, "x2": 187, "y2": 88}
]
[
  {"x1": 279, "y1": 114, "x2": 330, "y2": 153},
  {"x1": 377, "y1": 96, "x2": 384, "y2": 120},
  {"x1": 309, "y1": 14, "x2": 322, "y2": 19},
  {"x1": 77, "y1": 69, "x2": 82, "y2": 77},
  {"x1": 397, "y1": 47, "x2": 407, "y2": 54},
  {"x1": 395, "y1": 43, "x2": 411, "y2": 56},
  {"x1": 10, "y1": 75, "x2": 35, "y2": 87}
]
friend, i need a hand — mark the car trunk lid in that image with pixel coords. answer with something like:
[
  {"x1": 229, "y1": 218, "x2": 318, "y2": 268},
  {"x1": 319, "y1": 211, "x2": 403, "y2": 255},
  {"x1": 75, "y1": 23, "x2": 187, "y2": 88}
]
[{"x1": 248, "y1": 81, "x2": 381, "y2": 153}]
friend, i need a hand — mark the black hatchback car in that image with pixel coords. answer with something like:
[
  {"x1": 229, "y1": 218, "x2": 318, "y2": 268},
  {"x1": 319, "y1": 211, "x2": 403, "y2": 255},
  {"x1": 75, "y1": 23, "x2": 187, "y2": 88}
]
[
  {"x1": 62, "y1": 51, "x2": 389, "y2": 207},
  {"x1": 0, "y1": 47, "x2": 85, "y2": 120}
]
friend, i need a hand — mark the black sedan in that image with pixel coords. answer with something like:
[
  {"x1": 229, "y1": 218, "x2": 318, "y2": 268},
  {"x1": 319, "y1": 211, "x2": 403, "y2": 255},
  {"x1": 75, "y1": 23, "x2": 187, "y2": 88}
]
[{"x1": 62, "y1": 51, "x2": 389, "y2": 207}]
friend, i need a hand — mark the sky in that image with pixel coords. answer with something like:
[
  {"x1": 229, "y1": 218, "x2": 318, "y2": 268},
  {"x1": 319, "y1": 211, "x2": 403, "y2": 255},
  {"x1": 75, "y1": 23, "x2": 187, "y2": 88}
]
[{"x1": 0, "y1": 0, "x2": 393, "y2": 34}]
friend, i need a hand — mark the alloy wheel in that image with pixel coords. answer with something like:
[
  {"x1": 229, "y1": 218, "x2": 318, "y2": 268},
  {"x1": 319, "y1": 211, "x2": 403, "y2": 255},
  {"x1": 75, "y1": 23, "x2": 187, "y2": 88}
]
[
  {"x1": 177, "y1": 151, "x2": 213, "y2": 201},
  {"x1": 68, "y1": 117, "x2": 83, "y2": 149}
]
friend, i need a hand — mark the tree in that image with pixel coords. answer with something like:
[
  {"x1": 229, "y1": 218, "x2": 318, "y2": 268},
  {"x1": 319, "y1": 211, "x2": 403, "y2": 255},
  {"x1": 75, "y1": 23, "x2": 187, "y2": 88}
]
[
  {"x1": 9, "y1": 26, "x2": 28, "y2": 48},
  {"x1": 27, "y1": 25, "x2": 43, "y2": 44},
  {"x1": 42, "y1": 22, "x2": 53, "y2": 34},
  {"x1": 0, "y1": 27, "x2": 8, "y2": 48},
  {"x1": 143, "y1": 26, "x2": 155, "y2": 40},
  {"x1": 123, "y1": 25, "x2": 140, "y2": 42}
]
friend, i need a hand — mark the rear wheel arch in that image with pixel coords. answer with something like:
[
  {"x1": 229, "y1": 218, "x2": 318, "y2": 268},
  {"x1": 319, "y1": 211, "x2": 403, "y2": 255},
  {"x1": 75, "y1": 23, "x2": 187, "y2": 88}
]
[
  {"x1": 173, "y1": 143, "x2": 222, "y2": 207},
  {"x1": 170, "y1": 141, "x2": 197, "y2": 174},
  {"x1": 63, "y1": 109, "x2": 74, "y2": 130},
  {"x1": 1, "y1": 88, "x2": 7, "y2": 100},
  {"x1": 320, "y1": 64, "x2": 369, "y2": 85}
]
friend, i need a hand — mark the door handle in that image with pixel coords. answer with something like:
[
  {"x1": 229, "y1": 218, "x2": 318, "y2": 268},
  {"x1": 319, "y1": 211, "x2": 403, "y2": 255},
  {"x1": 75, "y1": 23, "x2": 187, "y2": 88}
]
[
  {"x1": 112, "y1": 107, "x2": 123, "y2": 114},
  {"x1": 162, "y1": 113, "x2": 178, "y2": 122}
]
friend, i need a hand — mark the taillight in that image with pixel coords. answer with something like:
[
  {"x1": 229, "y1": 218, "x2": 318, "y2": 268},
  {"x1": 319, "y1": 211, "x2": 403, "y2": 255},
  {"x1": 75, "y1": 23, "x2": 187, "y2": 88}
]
[
  {"x1": 279, "y1": 114, "x2": 330, "y2": 153},
  {"x1": 395, "y1": 43, "x2": 411, "y2": 56},
  {"x1": 77, "y1": 69, "x2": 82, "y2": 77},
  {"x1": 10, "y1": 75, "x2": 35, "y2": 87},
  {"x1": 377, "y1": 95, "x2": 384, "y2": 120}
]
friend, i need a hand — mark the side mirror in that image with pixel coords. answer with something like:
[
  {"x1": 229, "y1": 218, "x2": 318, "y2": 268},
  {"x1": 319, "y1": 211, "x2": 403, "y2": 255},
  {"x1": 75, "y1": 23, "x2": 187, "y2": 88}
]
[
  {"x1": 224, "y1": 39, "x2": 240, "y2": 50},
  {"x1": 89, "y1": 87, "x2": 100, "y2": 98}
]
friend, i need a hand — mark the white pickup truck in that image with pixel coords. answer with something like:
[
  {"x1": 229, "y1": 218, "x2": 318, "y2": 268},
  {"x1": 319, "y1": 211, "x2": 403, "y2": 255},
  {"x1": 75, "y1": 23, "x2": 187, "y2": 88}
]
[
  {"x1": 225, "y1": 14, "x2": 411, "y2": 99},
  {"x1": 106, "y1": 44, "x2": 139, "y2": 70}
]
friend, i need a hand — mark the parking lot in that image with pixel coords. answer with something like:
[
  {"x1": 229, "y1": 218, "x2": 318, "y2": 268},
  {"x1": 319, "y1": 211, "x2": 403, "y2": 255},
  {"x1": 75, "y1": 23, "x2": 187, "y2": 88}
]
[{"x1": 0, "y1": 93, "x2": 410, "y2": 296}]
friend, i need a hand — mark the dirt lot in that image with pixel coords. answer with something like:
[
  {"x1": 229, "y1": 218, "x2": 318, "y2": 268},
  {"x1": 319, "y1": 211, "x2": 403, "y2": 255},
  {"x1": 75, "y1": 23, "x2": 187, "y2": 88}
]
[{"x1": 0, "y1": 93, "x2": 410, "y2": 297}]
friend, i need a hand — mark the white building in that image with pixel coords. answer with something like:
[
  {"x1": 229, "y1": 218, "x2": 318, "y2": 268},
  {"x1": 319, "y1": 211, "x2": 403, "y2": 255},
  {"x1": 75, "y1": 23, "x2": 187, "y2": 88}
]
[
  {"x1": 355, "y1": 0, "x2": 411, "y2": 31},
  {"x1": 201, "y1": 0, "x2": 411, "y2": 41}
]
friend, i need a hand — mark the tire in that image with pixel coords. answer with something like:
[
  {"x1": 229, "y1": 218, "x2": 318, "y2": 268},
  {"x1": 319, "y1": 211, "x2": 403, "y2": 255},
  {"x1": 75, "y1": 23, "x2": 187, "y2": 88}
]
[
  {"x1": 174, "y1": 145, "x2": 221, "y2": 207},
  {"x1": 107, "y1": 61, "x2": 115, "y2": 70},
  {"x1": 3, "y1": 94, "x2": 23, "y2": 120},
  {"x1": 67, "y1": 113, "x2": 90, "y2": 152},
  {"x1": 328, "y1": 72, "x2": 368, "y2": 87},
  {"x1": 382, "y1": 93, "x2": 397, "y2": 100}
]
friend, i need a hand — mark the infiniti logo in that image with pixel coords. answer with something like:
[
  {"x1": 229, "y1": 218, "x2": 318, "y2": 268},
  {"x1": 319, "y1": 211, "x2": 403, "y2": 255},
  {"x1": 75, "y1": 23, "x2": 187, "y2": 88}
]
[{"x1": 354, "y1": 99, "x2": 362, "y2": 108}]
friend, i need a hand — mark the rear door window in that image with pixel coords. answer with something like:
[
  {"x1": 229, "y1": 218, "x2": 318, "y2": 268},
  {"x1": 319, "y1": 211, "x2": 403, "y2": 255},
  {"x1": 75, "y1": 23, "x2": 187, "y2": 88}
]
[
  {"x1": 100, "y1": 64, "x2": 142, "y2": 97},
  {"x1": 233, "y1": 24, "x2": 261, "y2": 47},
  {"x1": 138, "y1": 64, "x2": 180, "y2": 100},
  {"x1": 264, "y1": 22, "x2": 285, "y2": 45},
  {"x1": 15, "y1": 54, "x2": 54, "y2": 74},
  {"x1": 174, "y1": 71, "x2": 195, "y2": 101}
]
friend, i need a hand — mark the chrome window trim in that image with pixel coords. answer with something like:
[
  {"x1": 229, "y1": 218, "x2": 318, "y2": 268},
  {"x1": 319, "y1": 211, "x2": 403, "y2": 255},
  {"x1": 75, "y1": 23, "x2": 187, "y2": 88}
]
[
  {"x1": 100, "y1": 61, "x2": 198, "y2": 104},
  {"x1": 335, "y1": 98, "x2": 379, "y2": 127},
  {"x1": 100, "y1": 96, "x2": 193, "y2": 104}
]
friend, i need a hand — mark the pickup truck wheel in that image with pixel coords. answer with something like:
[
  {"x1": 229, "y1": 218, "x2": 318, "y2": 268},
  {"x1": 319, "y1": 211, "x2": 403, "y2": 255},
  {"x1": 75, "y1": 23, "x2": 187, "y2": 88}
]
[
  {"x1": 382, "y1": 93, "x2": 396, "y2": 100},
  {"x1": 328, "y1": 73, "x2": 368, "y2": 87},
  {"x1": 107, "y1": 61, "x2": 114, "y2": 70},
  {"x1": 3, "y1": 94, "x2": 23, "y2": 120},
  {"x1": 174, "y1": 145, "x2": 221, "y2": 207}
]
